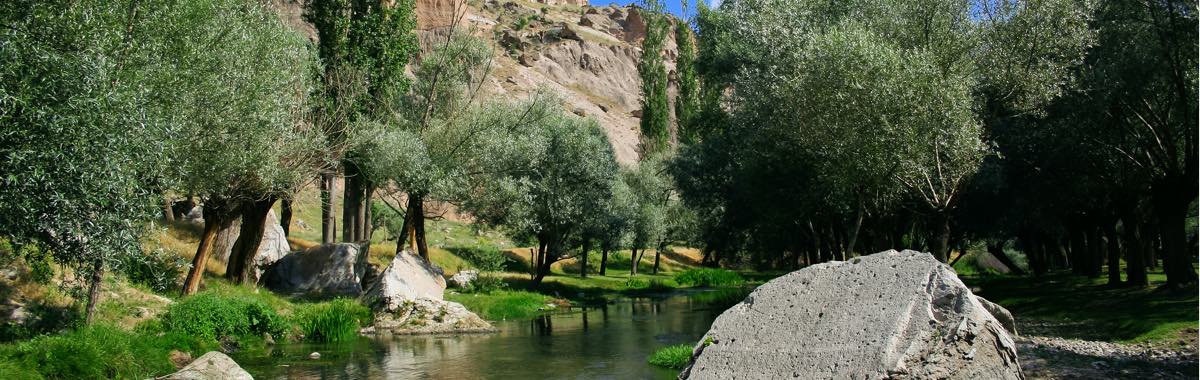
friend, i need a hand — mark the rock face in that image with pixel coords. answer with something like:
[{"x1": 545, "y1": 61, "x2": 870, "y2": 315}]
[
  {"x1": 449, "y1": 270, "x2": 479, "y2": 288},
  {"x1": 262, "y1": 243, "x2": 367, "y2": 296},
  {"x1": 363, "y1": 252, "x2": 493, "y2": 334},
  {"x1": 976, "y1": 295, "x2": 1018, "y2": 336},
  {"x1": 680, "y1": 250, "x2": 1023, "y2": 380},
  {"x1": 160, "y1": 351, "x2": 252, "y2": 380}
]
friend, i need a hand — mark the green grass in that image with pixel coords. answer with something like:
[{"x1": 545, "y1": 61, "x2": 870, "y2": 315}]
[
  {"x1": 647, "y1": 344, "x2": 693, "y2": 369},
  {"x1": 964, "y1": 268, "x2": 1198, "y2": 345},
  {"x1": 0, "y1": 324, "x2": 211, "y2": 379},
  {"x1": 673, "y1": 268, "x2": 746, "y2": 287},
  {"x1": 292, "y1": 299, "x2": 371, "y2": 342},
  {"x1": 446, "y1": 290, "x2": 553, "y2": 320}
]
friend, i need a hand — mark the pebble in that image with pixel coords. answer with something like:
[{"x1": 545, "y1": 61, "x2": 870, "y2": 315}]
[
  {"x1": 1018, "y1": 335, "x2": 1198, "y2": 379},
  {"x1": 309, "y1": 352, "x2": 321, "y2": 360}
]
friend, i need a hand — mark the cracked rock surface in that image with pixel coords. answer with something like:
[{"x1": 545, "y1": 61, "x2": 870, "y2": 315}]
[{"x1": 680, "y1": 250, "x2": 1023, "y2": 380}]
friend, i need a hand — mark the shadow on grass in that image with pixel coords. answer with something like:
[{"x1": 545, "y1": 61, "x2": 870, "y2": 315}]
[{"x1": 964, "y1": 270, "x2": 1198, "y2": 343}]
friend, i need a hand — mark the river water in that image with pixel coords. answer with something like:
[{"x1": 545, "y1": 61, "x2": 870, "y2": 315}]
[{"x1": 232, "y1": 289, "x2": 748, "y2": 379}]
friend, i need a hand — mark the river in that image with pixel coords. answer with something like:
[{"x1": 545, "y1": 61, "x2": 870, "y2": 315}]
[{"x1": 232, "y1": 288, "x2": 749, "y2": 379}]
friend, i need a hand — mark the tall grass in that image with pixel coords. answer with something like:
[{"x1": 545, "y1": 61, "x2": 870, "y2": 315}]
[
  {"x1": 447, "y1": 290, "x2": 551, "y2": 320},
  {"x1": 0, "y1": 324, "x2": 210, "y2": 379},
  {"x1": 647, "y1": 344, "x2": 693, "y2": 369},
  {"x1": 673, "y1": 268, "x2": 745, "y2": 287},
  {"x1": 161, "y1": 292, "x2": 288, "y2": 340},
  {"x1": 292, "y1": 299, "x2": 371, "y2": 342}
]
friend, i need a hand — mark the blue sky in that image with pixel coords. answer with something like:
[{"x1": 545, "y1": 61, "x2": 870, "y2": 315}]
[{"x1": 587, "y1": 0, "x2": 711, "y2": 19}]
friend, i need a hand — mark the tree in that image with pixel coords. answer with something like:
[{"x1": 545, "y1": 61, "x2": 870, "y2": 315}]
[
  {"x1": 637, "y1": 0, "x2": 672, "y2": 157},
  {"x1": 305, "y1": 0, "x2": 419, "y2": 244},
  {"x1": 466, "y1": 96, "x2": 619, "y2": 287},
  {"x1": 0, "y1": 0, "x2": 166, "y2": 323},
  {"x1": 173, "y1": 0, "x2": 320, "y2": 294},
  {"x1": 674, "y1": 2, "x2": 701, "y2": 145}
]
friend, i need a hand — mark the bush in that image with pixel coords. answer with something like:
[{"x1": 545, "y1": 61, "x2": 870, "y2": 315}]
[
  {"x1": 292, "y1": 299, "x2": 371, "y2": 342},
  {"x1": 463, "y1": 273, "x2": 508, "y2": 293},
  {"x1": 647, "y1": 343, "x2": 693, "y2": 369},
  {"x1": 162, "y1": 292, "x2": 288, "y2": 341},
  {"x1": 454, "y1": 246, "x2": 512, "y2": 272},
  {"x1": 625, "y1": 277, "x2": 650, "y2": 289},
  {"x1": 673, "y1": 268, "x2": 745, "y2": 287},
  {"x1": 121, "y1": 247, "x2": 188, "y2": 292}
]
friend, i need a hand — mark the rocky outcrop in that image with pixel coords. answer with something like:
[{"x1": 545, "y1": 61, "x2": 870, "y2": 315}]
[
  {"x1": 160, "y1": 351, "x2": 252, "y2": 380},
  {"x1": 680, "y1": 250, "x2": 1023, "y2": 380},
  {"x1": 363, "y1": 251, "x2": 493, "y2": 334},
  {"x1": 262, "y1": 243, "x2": 368, "y2": 296}
]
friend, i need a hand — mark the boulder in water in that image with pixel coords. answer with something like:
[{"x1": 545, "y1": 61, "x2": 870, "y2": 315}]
[
  {"x1": 159, "y1": 351, "x2": 251, "y2": 380},
  {"x1": 262, "y1": 243, "x2": 367, "y2": 296},
  {"x1": 680, "y1": 250, "x2": 1022, "y2": 380},
  {"x1": 363, "y1": 251, "x2": 493, "y2": 334}
]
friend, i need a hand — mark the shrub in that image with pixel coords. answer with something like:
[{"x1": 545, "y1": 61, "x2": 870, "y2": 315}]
[
  {"x1": 673, "y1": 268, "x2": 745, "y2": 287},
  {"x1": 463, "y1": 273, "x2": 508, "y2": 293},
  {"x1": 162, "y1": 292, "x2": 288, "y2": 341},
  {"x1": 625, "y1": 277, "x2": 650, "y2": 289},
  {"x1": 454, "y1": 246, "x2": 512, "y2": 272},
  {"x1": 121, "y1": 247, "x2": 188, "y2": 292},
  {"x1": 293, "y1": 299, "x2": 371, "y2": 342},
  {"x1": 647, "y1": 343, "x2": 693, "y2": 369}
]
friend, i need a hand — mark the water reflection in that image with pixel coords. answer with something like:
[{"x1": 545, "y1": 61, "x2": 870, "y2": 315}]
[{"x1": 234, "y1": 289, "x2": 750, "y2": 380}]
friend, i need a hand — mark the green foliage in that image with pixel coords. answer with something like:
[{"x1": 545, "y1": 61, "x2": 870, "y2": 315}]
[
  {"x1": 673, "y1": 268, "x2": 745, "y2": 287},
  {"x1": 121, "y1": 247, "x2": 188, "y2": 293},
  {"x1": 637, "y1": 0, "x2": 672, "y2": 157},
  {"x1": 162, "y1": 293, "x2": 288, "y2": 341},
  {"x1": 446, "y1": 290, "x2": 552, "y2": 320},
  {"x1": 293, "y1": 299, "x2": 371, "y2": 342},
  {"x1": 674, "y1": 16, "x2": 701, "y2": 144},
  {"x1": 0, "y1": 325, "x2": 179, "y2": 380},
  {"x1": 647, "y1": 344, "x2": 693, "y2": 369}
]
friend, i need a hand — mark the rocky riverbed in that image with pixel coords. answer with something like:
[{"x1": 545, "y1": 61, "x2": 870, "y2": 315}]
[{"x1": 1019, "y1": 335, "x2": 1199, "y2": 379}]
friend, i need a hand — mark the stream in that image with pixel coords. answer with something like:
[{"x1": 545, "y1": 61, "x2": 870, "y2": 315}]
[{"x1": 232, "y1": 288, "x2": 749, "y2": 379}]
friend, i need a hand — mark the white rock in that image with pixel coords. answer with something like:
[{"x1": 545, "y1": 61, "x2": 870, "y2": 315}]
[
  {"x1": 681, "y1": 250, "x2": 1023, "y2": 380},
  {"x1": 448, "y1": 270, "x2": 479, "y2": 289},
  {"x1": 160, "y1": 351, "x2": 252, "y2": 380}
]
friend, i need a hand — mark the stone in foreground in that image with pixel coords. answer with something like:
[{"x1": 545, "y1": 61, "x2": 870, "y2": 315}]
[
  {"x1": 680, "y1": 250, "x2": 1022, "y2": 380},
  {"x1": 362, "y1": 251, "x2": 493, "y2": 334},
  {"x1": 262, "y1": 243, "x2": 367, "y2": 296},
  {"x1": 160, "y1": 351, "x2": 252, "y2": 380}
]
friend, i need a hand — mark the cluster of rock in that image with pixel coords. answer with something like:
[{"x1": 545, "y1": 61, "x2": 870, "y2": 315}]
[
  {"x1": 680, "y1": 250, "x2": 1024, "y2": 379},
  {"x1": 160, "y1": 352, "x2": 252, "y2": 380}
]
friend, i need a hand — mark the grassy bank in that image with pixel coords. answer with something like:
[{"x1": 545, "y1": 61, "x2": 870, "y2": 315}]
[
  {"x1": 963, "y1": 269, "x2": 1197, "y2": 346},
  {"x1": 446, "y1": 290, "x2": 555, "y2": 320}
]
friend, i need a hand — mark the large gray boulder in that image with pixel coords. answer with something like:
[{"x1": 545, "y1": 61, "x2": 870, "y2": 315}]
[
  {"x1": 363, "y1": 251, "x2": 493, "y2": 334},
  {"x1": 975, "y1": 295, "x2": 1018, "y2": 336},
  {"x1": 680, "y1": 250, "x2": 1022, "y2": 380},
  {"x1": 262, "y1": 243, "x2": 367, "y2": 296},
  {"x1": 250, "y1": 210, "x2": 290, "y2": 284},
  {"x1": 160, "y1": 351, "x2": 252, "y2": 380},
  {"x1": 448, "y1": 270, "x2": 479, "y2": 289}
]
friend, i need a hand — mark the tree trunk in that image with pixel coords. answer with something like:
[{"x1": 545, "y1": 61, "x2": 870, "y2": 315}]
[
  {"x1": 320, "y1": 172, "x2": 336, "y2": 244},
  {"x1": 580, "y1": 239, "x2": 591, "y2": 278},
  {"x1": 411, "y1": 194, "x2": 429, "y2": 260},
  {"x1": 1103, "y1": 220, "x2": 1122, "y2": 286},
  {"x1": 162, "y1": 196, "x2": 175, "y2": 223},
  {"x1": 84, "y1": 259, "x2": 104, "y2": 324},
  {"x1": 652, "y1": 242, "x2": 664, "y2": 274},
  {"x1": 396, "y1": 201, "x2": 413, "y2": 256},
  {"x1": 599, "y1": 248, "x2": 609, "y2": 275},
  {"x1": 280, "y1": 197, "x2": 293, "y2": 238},
  {"x1": 361, "y1": 187, "x2": 373, "y2": 242},
  {"x1": 1122, "y1": 213, "x2": 1148, "y2": 287},
  {"x1": 929, "y1": 212, "x2": 951, "y2": 263},
  {"x1": 342, "y1": 175, "x2": 357, "y2": 243},
  {"x1": 1085, "y1": 224, "x2": 1103, "y2": 278},
  {"x1": 226, "y1": 196, "x2": 277, "y2": 285},
  {"x1": 182, "y1": 201, "x2": 236, "y2": 296},
  {"x1": 846, "y1": 196, "x2": 865, "y2": 257},
  {"x1": 1155, "y1": 192, "x2": 1197, "y2": 289},
  {"x1": 630, "y1": 248, "x2": 639, "y2": 275}
]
